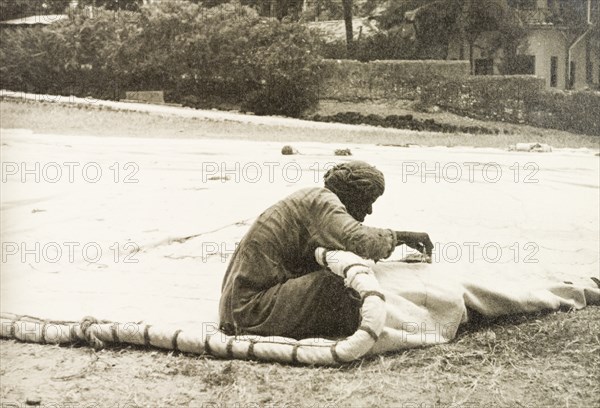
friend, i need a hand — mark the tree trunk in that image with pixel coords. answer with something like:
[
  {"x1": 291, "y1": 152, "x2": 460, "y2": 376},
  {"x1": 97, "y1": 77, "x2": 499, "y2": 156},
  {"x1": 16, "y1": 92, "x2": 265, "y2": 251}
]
[
  {"x1": 342, "y1": 0, "x2": 354, "y2": 57},
  {"x1": 469, "y1": 40, "x2": 474, "y2": 75},
  {"x1": 457, "y1": 0, "x2": 471, "y2": 68},
  {"x1": 316, "y1": 0, "x2": 321, "y2": 21},
  {"x1": 277, "y1": 0, "x2": 289, "y2": 20}
]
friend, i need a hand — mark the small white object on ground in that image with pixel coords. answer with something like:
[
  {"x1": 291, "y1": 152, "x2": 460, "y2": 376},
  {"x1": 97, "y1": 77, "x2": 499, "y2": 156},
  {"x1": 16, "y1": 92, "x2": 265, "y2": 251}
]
[{"x1": 509, "y1": 142, "x2": 552, "y2": 152}]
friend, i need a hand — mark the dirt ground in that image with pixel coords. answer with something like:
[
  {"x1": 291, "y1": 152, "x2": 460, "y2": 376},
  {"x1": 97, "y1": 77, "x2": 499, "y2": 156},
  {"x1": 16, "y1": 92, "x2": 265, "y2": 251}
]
[
  {"x1": 2, "y1": 307, "x2": 599, "y2": 407},
  {"x1": 2, "y1": 97, "x2": 599, "y2": 149},
  {"x1": 1, "y1": 98, "x2": 599, "y2": 407},
  {"x1": 315, "y1": 99, "x2": 576, "y2": 138}
]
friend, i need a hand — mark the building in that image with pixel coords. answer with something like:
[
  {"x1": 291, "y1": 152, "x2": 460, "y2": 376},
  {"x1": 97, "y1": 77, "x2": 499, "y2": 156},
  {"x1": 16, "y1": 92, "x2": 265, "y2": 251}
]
[{"x1": 445, "y1": 0, "x2": 599, "y2": 90}]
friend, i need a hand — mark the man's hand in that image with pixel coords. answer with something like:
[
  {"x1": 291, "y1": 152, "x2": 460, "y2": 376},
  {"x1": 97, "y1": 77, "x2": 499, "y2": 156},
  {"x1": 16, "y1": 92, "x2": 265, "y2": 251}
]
[{"x1": 395, "y1": 231, "x2": 434, "y2": 257}]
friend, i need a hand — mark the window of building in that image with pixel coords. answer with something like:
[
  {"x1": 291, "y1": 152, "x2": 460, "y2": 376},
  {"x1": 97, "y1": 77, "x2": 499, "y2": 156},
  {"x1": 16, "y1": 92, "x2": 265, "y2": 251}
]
[
  {"x1": 512, "y1": 55, "x2": 536, "y2": 75},
  {"x1": 474, "y1": 58, "x2": 494, "y2": 75},
  {"x1": 586, "y1": 42, "x2": 593, "y2": 83},
  {"x1": 569, "y1": 61, "x2": 576, "y2": 89},
  {"x1": 550, "y1": 56, "x2": 558, "y2": 87}
]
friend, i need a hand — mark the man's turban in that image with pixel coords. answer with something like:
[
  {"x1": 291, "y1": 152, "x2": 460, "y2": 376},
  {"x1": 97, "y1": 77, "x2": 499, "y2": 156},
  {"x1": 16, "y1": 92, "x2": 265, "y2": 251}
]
[{"x1": 323, "y1": 161, "x2": 385, "y2": 203}]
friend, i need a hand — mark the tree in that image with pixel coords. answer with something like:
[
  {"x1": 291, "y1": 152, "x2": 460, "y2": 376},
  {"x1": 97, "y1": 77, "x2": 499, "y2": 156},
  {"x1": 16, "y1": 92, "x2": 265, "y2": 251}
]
[
  {"x1": 0, "y1": 0, "x2": 71, "y2": 20},
  {"x1": 304, "y1": 0, "x2": 344, "y2": 20},
  {"x1": 77, "y1": 0, "x2": 142, "y2": 12},
  {"x1": 342, "y1": 0, "x2": 353, "y2": 55},
  {"x1": 375, "y1": 0, "x2": 457, "y2": 58},
  {"x1": 376, "y1": 0, "x2": 527, "y2": 68},
  {"x1": 235, "y1": 0, "x2": 303, "y2": 20}
]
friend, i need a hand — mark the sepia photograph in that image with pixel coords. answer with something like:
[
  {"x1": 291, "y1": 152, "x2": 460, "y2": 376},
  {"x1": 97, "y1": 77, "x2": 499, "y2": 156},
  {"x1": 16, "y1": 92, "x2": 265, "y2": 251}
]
[{"x1": 1, "y1": 0, "x2": 599, "y2": 407}]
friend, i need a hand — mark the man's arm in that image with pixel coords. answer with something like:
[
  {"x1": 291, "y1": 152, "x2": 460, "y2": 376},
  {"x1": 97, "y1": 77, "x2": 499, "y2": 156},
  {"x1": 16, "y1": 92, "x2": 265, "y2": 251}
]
[{"x1": 308, "y1": 190, "x2": 396, "y2": 261}]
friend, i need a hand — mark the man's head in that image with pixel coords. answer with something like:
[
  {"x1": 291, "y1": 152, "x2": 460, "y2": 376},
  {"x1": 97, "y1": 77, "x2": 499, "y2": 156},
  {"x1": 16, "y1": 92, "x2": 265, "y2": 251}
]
[{"x1": 323, "y1": 161, "x2": 385, "y2": 222}]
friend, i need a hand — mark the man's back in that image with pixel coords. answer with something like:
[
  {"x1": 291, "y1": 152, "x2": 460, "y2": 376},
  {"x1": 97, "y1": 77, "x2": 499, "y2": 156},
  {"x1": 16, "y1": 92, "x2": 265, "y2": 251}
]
[{"x1": 218, "y1": 186, "x2": 396, "y2": 337}]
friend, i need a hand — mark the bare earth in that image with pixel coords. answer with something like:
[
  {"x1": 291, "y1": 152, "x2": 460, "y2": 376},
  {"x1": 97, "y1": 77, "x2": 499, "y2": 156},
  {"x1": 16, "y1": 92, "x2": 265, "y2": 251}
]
[
  {"x1": 2, "y1": 308, "x2": 599, "y2": 407},
  {"x1": 2, "y1": 95, "x2": 599, "y2": 148},
  {"x1": 1, "y1": 97, "x2": 599, "y2": 408}
]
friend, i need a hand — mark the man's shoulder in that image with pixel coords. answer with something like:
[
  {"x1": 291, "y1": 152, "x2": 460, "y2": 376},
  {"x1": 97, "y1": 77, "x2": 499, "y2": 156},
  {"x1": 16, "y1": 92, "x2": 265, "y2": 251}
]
[
  {"x1": 291, "y1": 186, "x2": 336, "y2": 200},
  {"x1": 287, "y1": 187, "x2": 343, "y2": 209},
  {"x1": 255, "y1": 187, "x2": 337, "y2": 225}
]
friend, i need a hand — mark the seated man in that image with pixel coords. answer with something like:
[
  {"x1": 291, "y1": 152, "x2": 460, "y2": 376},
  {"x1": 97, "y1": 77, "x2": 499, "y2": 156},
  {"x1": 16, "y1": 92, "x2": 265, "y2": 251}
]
[{"x1": 219, "y1": 160, "x2": 433, "y2": 339}]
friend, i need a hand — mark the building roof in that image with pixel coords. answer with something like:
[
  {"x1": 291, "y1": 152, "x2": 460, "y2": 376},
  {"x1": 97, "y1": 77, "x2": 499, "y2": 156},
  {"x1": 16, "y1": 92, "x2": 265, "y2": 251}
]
[{"x1": 0, "y1": 14, "x2": 68, "y2": 26}]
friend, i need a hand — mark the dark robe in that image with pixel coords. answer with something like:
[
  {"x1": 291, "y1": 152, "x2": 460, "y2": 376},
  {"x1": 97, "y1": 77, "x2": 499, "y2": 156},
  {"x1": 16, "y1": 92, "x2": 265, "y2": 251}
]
[{"x1": 218, "y1": 187, "x2": 395, "y2": 339}]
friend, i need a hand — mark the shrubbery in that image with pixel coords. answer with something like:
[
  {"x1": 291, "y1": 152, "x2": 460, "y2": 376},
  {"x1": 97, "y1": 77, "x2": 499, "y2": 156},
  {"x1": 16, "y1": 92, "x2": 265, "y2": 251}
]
[
  {"x1": 319, "y1": 59, "x2": 470, "y2": 101},
  {"x1": 0, "y1": 1, "x2": 323, "y2": 117},
  {"x1": 319, "y1": 32, "x2": 418, "y2": 62},
  {"x1": 528, "y1": 90, "x2": 600, "y2": 136},
  {"x1": 421, "y1": 77, "x2": 600, "y2": 135},
  {"x1": 420, "y1": 76, "x2": 545, "y2": 123},
  {"x1": 241, "y1": 20, "x2": 322, "y2": 116},
  {"x1": 1, "y1": 10, "x2": 142, "y2": 99},
  {"x1": 309, "y1": 111, "x2": 499, "y2": 134}
]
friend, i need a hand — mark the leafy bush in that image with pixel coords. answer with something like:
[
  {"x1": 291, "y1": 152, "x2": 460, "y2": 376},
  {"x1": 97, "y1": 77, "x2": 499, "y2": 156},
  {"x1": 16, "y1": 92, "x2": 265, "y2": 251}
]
[
  {"x1": 309, "y1": 111, "x2": 498, "y2": 134},
  {"x1": 319, "y1": 32, "x2": 417, "y2": 62},
  {"x1": 116, "y1": 2, "x2": 258, "y2": 98},
  {"x1": 59, "y1": 9, "x2": 140, "y2": 99},
  {"x1": 241, "y1": 21, "x2": 321, "y2": 116},
  {"x1": 0, "y1": 1, "x2": 323, "y2": 117},
  {"x1": 318, "y1": 59, "x2": 470, "y2": 101},
  {"x1": 0, "y1": 0, "x2": 71, "y2": 20},
  {"x1": 1, "y1": 8, "x2": 140, "y2": 99},
  {"x1": 528, "y1": 90, "x2": 600, "y2": 136},
  {"x1": 421, "y1": 75, "x2": 545, "y2": 123}
]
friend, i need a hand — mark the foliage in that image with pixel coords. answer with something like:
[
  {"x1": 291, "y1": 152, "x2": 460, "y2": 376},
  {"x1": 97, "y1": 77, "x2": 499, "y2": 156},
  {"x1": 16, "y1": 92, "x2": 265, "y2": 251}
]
[
  {"x1": 0, "y1": 8, "x2": 141, "y2": 98},
  {"x1": 318, "y1": 59, "x2": 471, "y2": 100},
  {"x1": 0, "y1": 0, "x2": 71, "y2": 20},
  {"x1": 375, "y1": 0, "x2": 528, "y2": 63},
  {"x1": 421, "y1": 75, "x2": 545, "y2": 122},
  {"x1": 357, "y1": 0, "x2": 460, "y2": 59},
  {"x1": 310, "y1": 111, "x2": 498, "y2": 134},
  {"x1": 300, "y1": 0, "x2": 346, "y2": 21},
  {"x1": 376, "y1": 0, "x2": 433, "y2": 31},
  {"x1": 528, "y1": 90, "x2": 600, "y2": 136},
  {"x1": 319, "y1": 32, "x2": 418, "y2": 61},
  {"x1": 240, "y1": 20, "x2": 322, "y2": 116},
  {"x1": 0, "y1": 1, "x2": 323, "y2": 117},
  {"x1": 201, "y1": 0, "x2": 304, "y2": 20},
  {"x1": 77, "y1": 0, "x2": 142, "y2": 11}
]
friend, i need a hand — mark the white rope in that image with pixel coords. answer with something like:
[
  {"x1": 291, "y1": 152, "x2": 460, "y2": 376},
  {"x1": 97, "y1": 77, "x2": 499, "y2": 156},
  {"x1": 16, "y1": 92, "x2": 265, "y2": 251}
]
[{"x1": 0, "y1": 247, "x2": 386, "y2": 366}]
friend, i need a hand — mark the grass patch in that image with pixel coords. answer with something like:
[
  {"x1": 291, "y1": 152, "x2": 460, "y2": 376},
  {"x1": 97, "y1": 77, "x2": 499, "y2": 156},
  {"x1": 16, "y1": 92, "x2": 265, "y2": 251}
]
[
  {"x1": 309, "y1": 112, "x2": 501, "y2": 135},
  {"x1": 2, "y1": 307, "x2": 598, "y2": 407},
  {"x1": 2, "y1": 97, "x2": 599, "y2": 149}
]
